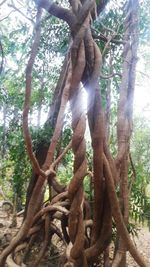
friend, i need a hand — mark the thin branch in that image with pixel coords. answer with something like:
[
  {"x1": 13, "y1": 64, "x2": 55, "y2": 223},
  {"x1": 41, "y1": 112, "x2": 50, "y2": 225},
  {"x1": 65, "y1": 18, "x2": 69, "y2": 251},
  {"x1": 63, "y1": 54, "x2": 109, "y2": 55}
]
[
  {"x1": 99, "y1": 20, "x2": 116, "y2": 34},
  {"x1": 43, "y1": 59, "x2": 72, "y2": 169},
  {"x1": 52, "y1": 141, "x2": 72, "y2": 168},
  {"x1": 23, "y1": 8, "x2": 45, "y2": 178},
  {"x1": 129, "y1": 153, "x2": 136, "y2": 180},
  {"x1": 45, "y1": 141, "x2": 72, "y2": 177},
  {"x1": 102, "y1": 34, "x2": 115, "y2": 56},
  {"x1": 92, "y1": 31, "x2": 125, "y2": 45},
  {"x1": 0, "y1": 0, "x2": 7, "y2": 6},
  {"x1": 0, "y1": 10, "x2": 16, "y2": 22},
  {"x1": 100, "y1": 72, "x2": 122, "y2": 79},
  {"x1": 102, "y1": 23, "x2": 123, "y2": 56},
  {"x1": 8, "y1": 3, "x2": 34, "y2": 24},
  {"x1": 129, "y1": 153, "x2": 136, "y2": 194},
  {"x1": 137, "y1": 70, "x2": 150, "y2": 80},
  {"x1": 0, "y1": 39, "x2": 4, "y2": 74},
  {"x1": 91, "y1": 27, "x2": 126, "y2": 44}
]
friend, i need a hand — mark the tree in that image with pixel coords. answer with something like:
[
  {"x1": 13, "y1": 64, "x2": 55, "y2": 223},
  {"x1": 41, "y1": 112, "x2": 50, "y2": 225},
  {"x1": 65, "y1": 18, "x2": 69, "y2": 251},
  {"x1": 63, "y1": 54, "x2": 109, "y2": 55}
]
[{"x1": 0, "y1": 0, "x2": 149, "y2": 267}]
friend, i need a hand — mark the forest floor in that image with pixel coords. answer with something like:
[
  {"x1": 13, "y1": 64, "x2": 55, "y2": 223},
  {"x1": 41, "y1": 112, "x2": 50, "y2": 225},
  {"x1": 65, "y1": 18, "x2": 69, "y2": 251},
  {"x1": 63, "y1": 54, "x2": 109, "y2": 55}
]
[
  {"x1": 127, "y1": 227, "x2": 150, "y2": 266},
  {"x1": 0, "y1": 202, "x2": 150, "y2": 266}
]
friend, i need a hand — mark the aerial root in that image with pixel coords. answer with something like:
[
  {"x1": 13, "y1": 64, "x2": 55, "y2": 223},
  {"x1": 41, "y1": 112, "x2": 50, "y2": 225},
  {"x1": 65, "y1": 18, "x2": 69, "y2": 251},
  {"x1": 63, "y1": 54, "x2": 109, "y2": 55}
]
[
  {"x1": 6, "y1": 243, "x2": 27, "y2": 267},
  {"x1": 103, "y1": 153, "x2": 149, "y2": 267},
  {"x1": 3, "y1": 194, "x2": 93, "y2": 267}
]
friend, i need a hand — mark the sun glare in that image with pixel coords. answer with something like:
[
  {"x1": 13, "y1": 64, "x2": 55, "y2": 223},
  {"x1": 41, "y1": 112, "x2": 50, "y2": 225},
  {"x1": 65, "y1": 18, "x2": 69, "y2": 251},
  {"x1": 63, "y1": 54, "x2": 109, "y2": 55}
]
[{"x1": 134, "y1": 55, "x2": 150, "y2": 117}]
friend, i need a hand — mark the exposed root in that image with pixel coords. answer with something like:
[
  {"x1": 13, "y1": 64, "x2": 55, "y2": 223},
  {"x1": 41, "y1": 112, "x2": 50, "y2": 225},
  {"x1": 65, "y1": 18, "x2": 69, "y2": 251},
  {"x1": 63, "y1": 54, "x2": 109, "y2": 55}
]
[{"x1": 6, "y1": 243, "x2": 27, "y2": 267}]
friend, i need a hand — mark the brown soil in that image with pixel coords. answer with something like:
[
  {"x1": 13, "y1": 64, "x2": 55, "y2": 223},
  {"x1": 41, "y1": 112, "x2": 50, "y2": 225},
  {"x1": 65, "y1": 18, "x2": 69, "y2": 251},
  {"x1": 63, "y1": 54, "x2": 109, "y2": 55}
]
[{"x1": 127, "y1": 227, "x2": 150, "y2": 266}]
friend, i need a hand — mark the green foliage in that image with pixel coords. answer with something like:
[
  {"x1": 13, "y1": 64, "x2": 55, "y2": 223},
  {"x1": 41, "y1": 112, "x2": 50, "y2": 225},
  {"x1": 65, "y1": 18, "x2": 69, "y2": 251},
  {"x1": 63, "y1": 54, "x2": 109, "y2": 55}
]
[
  {"x1": 130, "y1": 116, "x2": 150, "y2": 229},
  {"x1": 32, "y1": 124, "x2": 54, "y2": 149},
  {"x1": 112, "y1": 220, "x2": 140, "y2": 242},
  {"x1": 0, "y1": 126, "x2": 31, "y2": 207},
  {"x1": 57, "y1": 125, "x2": 73, "y2": 185},
  {"x1": 83, "y1": 175, "x2": 92, "y2": 199},
  {"x1": 57, "y1": 161, "x2": 73, "y2": 185},
  {"x1": 130, "y1": 185, "x2": 150, "y2": 225},
  {"x1": 0, "y1": 1, "x2": 70, "y2": 207},
  {"x1": 139, "y1": 0, "x2": 150, "y2": 44}
]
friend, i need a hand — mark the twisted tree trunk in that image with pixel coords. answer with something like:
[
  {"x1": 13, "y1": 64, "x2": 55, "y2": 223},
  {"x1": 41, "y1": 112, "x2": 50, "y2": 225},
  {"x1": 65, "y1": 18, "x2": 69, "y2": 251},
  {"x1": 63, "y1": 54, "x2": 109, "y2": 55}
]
[{"x1": 0, "y1": 1, "x2": 148, "y2": 267}]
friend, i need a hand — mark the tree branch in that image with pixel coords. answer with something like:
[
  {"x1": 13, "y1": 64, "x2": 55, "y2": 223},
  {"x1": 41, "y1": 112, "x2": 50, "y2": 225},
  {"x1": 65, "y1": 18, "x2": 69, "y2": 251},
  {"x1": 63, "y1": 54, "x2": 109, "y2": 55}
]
[
  {"x1": 100, "y1": 71, "x2": 122, "y2": 79},
  {"x1": 92, "y1": 31, "x2": 125, "y2": 45},
  {"x1": 0, "y1": 39, "x2": 4, "y2": 74},
  {"x1": 0, "y1": 10, "x2": 16, "y2": 22},
  {"x1": 23, "y1": 8, "x2": 45, "y2": 178},
  {"x1": 8, "y1": 3, "x2": 34, "y2": 24},
  {"x1": 0, "y1": 0, "x2": 7, "y2": 6},
  {"x1": 34, "y1": 0, "x2": 75, "y2": 27},
  {"x1": 129, "y1": 152, "x2": 136, "y2": 194},
  {"x1": 45, "y1": 141, "x2": 72, "y2": 177}
]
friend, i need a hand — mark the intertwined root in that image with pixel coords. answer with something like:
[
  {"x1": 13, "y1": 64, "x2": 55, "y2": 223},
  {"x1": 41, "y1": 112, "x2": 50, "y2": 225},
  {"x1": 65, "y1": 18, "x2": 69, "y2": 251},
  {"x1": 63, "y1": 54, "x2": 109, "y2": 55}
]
[{"x1": 0, "y1": 1, "x2": 148, "y2": 267}]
